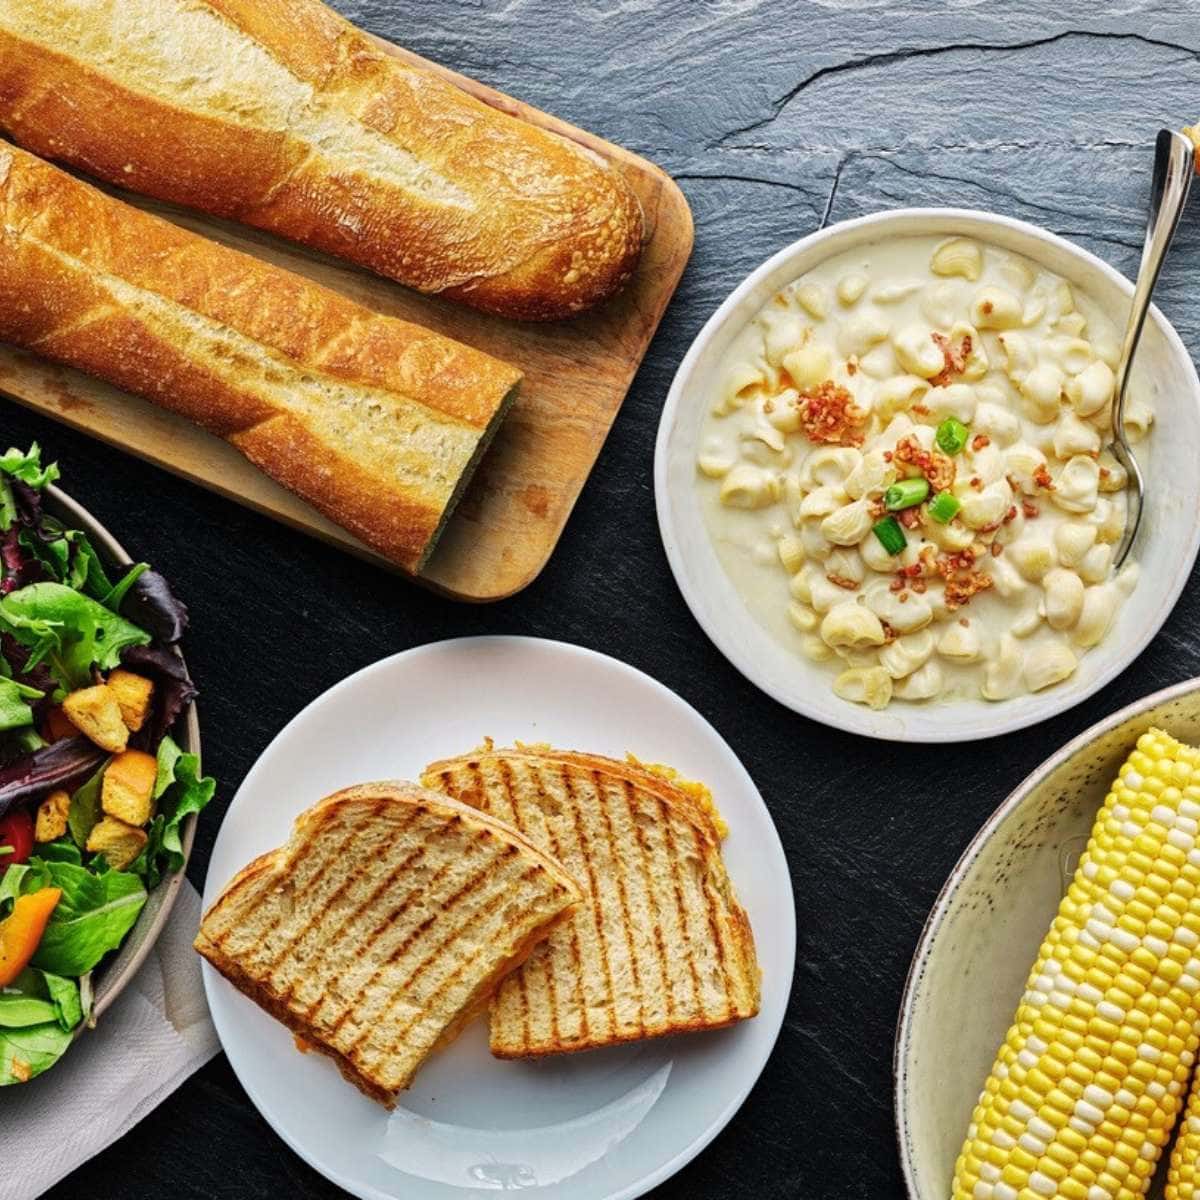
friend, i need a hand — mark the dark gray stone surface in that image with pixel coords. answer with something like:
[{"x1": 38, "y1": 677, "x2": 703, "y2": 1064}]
[{"x1": 29, "y1": 3, "x2": 1200, "y2": 1198}]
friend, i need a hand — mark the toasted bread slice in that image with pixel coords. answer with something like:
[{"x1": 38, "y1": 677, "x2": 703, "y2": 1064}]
[
  {"x1": 421, "y1": 748, "x2": 761, "y2": 1058},
  {"x1": 194, "y1": 782, "x2": 582, "y2": 1106}
]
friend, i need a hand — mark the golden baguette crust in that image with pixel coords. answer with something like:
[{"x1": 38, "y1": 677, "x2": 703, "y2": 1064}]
[
  {"x1": 422, "y1": 747, "x2": 761, "y2": 1059},
  {"x1": 195, "y1": 783, "x2": 582, "y2": 1107},
  {"x1": 0, "y1": 0, "x2": 645, "y2": 320},
  {"x1": 0, "y1": 143, "x2": 521, "y2": 572}
]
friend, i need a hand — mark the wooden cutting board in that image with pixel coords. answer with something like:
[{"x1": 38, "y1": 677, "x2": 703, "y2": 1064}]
[{"x1": 0, "y1": 38, "x2": 693, "y2": 601}]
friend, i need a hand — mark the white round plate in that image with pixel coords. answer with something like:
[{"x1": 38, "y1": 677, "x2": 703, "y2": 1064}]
[
  {"x1": 201, "y1": 636, "x2": 794, "y2": 1200},
  {"x1": 655, "y1": 207, "x2": 1200, "y2": 742}
]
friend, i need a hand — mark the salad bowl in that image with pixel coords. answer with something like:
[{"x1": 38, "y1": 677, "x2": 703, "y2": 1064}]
[{"x1": 45, "y1": 486, "x2": 202, "y2": 1024}]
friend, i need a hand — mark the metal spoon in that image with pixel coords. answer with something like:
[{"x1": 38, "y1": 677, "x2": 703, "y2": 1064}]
[{"x1": 1110, "y1": 128, "x2": 1193, "y2": 570}]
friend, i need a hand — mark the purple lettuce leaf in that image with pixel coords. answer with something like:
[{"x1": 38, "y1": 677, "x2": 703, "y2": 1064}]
[
  {"x1": 120, "y1": 570, "x2": 189, "y2": 644},
  {"x1": 0, "y1": 737, "x2": 107, "y2": 820}
]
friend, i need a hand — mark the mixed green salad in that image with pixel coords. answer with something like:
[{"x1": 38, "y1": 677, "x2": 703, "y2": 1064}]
[{"x1": 0, "y1": 445, "x2": 214, "y2": 1084}]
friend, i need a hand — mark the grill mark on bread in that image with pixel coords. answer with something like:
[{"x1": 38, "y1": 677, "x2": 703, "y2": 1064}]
[
  {"x1": 342, "y1": 857, "x2": 531, "y2": 1055},
  {"x1": 381, "y1": 878, "x2": 546, "y2": 1057},
  {"x1": 328, "y1": 835, "x2": 506, "y2": 1038},
  {"x1": 659, "y1": 795, "x2": 703, "y2": 1018},
  {"x1": 593, "y1": 770, "x2": 643, "y2": 1038},
  {"x1": 624, "y1": 778, "x2": 672, "y2": 1026},
  {"x1": 692, "y1": 821, "x2": 734, "y2": 1021},
  {"x1": 500, "y1": 758, "x2": 555, "y2": 1044},
  {"x1": 532, "y1": 764, "x2": 588, "y2": 1046},
  {"x1": 261, "y1": 801, "x2": 416, "y2": 975},
  {"x1": 562, "y1": 765, "x2": 616, "y2": 1040}
]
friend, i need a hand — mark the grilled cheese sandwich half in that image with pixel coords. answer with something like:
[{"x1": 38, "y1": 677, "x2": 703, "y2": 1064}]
[
  {"x1": 421, "y1": 747, "x2": 760, "y2": 1058},
  {"x1": 195, "y1": 782, "x2": 582, "y2": 1106}
]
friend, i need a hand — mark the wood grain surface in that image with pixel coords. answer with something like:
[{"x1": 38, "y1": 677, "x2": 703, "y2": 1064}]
[
  {"x1": 0, "y1": 37, "x2": 693, "y2": 601},
  {"x1": 15, "y1": 3, "x2": 1200, "y2": 1200}
]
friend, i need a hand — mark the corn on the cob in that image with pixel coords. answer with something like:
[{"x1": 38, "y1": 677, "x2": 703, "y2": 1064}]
[
  {"x1": 1166, "y1": 1071, "x2": 1200, "y2": 1198},
  {"x1": 953, "y1": 728, "x2": 1200, "y2": 1200}
]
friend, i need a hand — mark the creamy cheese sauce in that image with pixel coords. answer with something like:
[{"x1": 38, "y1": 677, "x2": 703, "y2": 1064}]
[{"x1": 695, "y1": 235, "x2": 1149, "y2": 709}]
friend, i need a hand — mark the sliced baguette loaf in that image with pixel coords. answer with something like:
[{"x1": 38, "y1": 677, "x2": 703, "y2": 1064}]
[
  {"x1": 421, "y1": 747, "x2": 760, "y2": 1058},
  {"x1": 0, "y1": 0, "x2": 645, "y2": 320},
  {"x1": 194, "y1": 782, "x2": 582, "y2": 1105},
  {"x1": 0, "y1": 143, "x2": 522, "y2": 573}
]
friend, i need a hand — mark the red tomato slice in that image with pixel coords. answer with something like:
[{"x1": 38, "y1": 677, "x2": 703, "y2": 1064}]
[{"x1": 0, "y1": 808, "x2": 35, "y2": 870}]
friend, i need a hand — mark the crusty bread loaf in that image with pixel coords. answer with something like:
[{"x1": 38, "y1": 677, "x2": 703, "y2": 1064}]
[
  {"x1": 0, "y1": 142, "x2": 522, "y2": 573},
  {"x1": 0, "y1": 0, "x2": 645, "y2": 320},
  {"x1": 422, "y1": 747, "x2": 761, "y2": 1058},
  {"x1": 195, "y1": 782, "x2": 582, "y2": 1107}
]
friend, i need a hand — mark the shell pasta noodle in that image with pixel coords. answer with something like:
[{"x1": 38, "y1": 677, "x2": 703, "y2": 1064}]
[
  {"x1": 953, "y1": 729, "x2": 1200, "y2": 1200},
  {"x1": 694, "y1": 234, "x2": 1150, "y2": 708}
]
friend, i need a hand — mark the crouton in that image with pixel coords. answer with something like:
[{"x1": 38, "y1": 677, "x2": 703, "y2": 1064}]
[
  {"x1": 85, "y1": 816, "x2": 147, "y2": 871},
  {"x1": 107, "y1": 670, "x2": 155, "y2": 733},
  {"x1": 42, "y1": 706, "x2": 78, "y2": 743},
  {"x1": 101, "y1": 750, "x2": 157, "y2": 827},
  {"x1": 35, "y1": 790, "x2": 70, "y2": 843},
  {"x1": 62, "y1": 686, "x2": 127, "y2": 753}
]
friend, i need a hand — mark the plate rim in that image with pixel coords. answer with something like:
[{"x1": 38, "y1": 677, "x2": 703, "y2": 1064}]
[
  {"x1": 653, "y1": 204, "x2": 1200, "y2": 742},
  {"x1": 199, "y1": 634, "x2": 795, "y2": 1200}
]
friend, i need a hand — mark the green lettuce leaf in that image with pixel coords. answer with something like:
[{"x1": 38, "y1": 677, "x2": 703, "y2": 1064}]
[
  {"x1": 67, "y1": 762, "x2": 107, "y2": 850},
  {"x1": 29, "y1": 856, "x2": 147, "y2": 976},
  {"x1": 131, "y1": 736, "x2": 215, "y2": 888},
  {"x1": 0, "y1": 582, "x2": 151, "y2": 691},
  {"x1": 0, "y1": 1019, "x2": 73, "y2": 1084},
  {"x1": 0, "y1": 445, "x2": 59, "y2": 490}
]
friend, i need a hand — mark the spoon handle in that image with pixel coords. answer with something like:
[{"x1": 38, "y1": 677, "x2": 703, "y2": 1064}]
[{"x1": 1112, "y1": 129, "x2": 1194, "y2": 424}]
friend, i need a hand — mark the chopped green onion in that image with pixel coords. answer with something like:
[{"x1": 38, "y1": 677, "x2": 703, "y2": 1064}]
[
  {"x1": 0, "y1": 845, "x2": 12, "y2": 857},
  {"x1": 872, "y1": 515, "x2": 907, "y2": 556},
  {"x1": 936, "y1": 417, "x2": 969, "y2": 456},
  {"x1": 928, "y1": 491, "x2": 962, "y2": 524},
  {"x1": 884, "y1": 478, "x2": 930, "y2": 511}
]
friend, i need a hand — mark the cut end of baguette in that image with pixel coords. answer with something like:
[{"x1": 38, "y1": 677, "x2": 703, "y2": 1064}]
[
  {"x1": 194, "y1": 781, "x2": 582, "y2": 1106},
  {"x1": 421, "y1": 747, "x2": 761, "y2": 1060}
]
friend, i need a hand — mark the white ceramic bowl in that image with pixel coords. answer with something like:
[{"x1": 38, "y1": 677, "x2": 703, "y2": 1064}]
[
  {"x1": 894, "y1": 675, "x2": 1200, "y2": 1199},
  {"x1": 654, "y1": 207, "x2": 1200, "y2": 742}
]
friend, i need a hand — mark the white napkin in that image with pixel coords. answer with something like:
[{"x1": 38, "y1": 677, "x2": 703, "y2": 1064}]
[{"x1": 0, "y1": 879, "x2": 220, "y2": 1200}]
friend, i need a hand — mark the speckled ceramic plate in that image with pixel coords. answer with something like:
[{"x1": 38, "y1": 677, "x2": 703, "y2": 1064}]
[
  {"x1": 655, "y1": 207, "x2": 1200, "y2": 742},
  {"x1": 45, "y1": 486, "x2": 201, "y2": 1025},
  {"x1": 894, "y1": 675, "x2": 1200, "y2": 1198},
  {"x1": 200, "y1": 636, "x2": 793, "y2": 1200}
]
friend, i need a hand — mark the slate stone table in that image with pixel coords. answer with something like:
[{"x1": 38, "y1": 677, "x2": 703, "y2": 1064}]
[{"x1": 31, "y1": 3, "x2": 1200, "y2": 1198}]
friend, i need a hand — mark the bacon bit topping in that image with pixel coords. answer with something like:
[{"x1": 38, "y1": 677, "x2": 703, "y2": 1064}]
[
  {"x1": 826, "y1": 572, "x2": 860, "y2": 591},
  {"x1": 911, "y1": 403, "x2": 931, "y2": 415},
  {"x1": 1022, "y1": 500, "x2": 1040, "y2": 519},
  {"x1": 933, "y1": 547, "x2": 993, "y2": 610},
  {"x1": 889, "y1": 578, "x2": 905, "y2": 592},
  {"x1": 959, "y1": 617, "x2": 970, "y2": 628},
  {"x1": 970, "y1": 477, "x2": 982, "y2": 490},
  {"x1": 881, "y1": 620, "x2": 900, "y2": 643},
  {"x1": 1033, "y1": 464, "x2": 1055, "y2": 491},
  {"x1": 882, "y1": 450, "x2": 894, "y2": 462},
  {"x1": 846, "y1": 358, "x2": 858, "y2": 376},
  {"x1": 1099, "y1": 466, "x2": 1111, "y2": 479},
  {"x1": 898, "y1": 507, "x2": 922, "y2": 529},
  {"x1": 981, "y1": 300, "x2": 994, "y2": 315},
  {"x1": 912, "y1": 578, "x2": 927, "y2": 594},
  {"x1": 868, "y1": 497, "x2": 887, "y2": 519},
  {"x1": 991, "y1": 540, "x2": 1003, "y2": 557},
  {"x1": 1003, "y1": 505, "x2": 1018, "y2": 524},
  {"x1": 898, "y1": 591, "x2": 909, "y2": 603},
  {"x1": 930, "y1": 331, "x2": 973, "y2": 386},
  {"x1": 763, "y1": 398, "x2": 775, "y2": 414},
  {"x1": 894, "y1": 435, "x2": 956, "y2": 492},
  {"x1": 972, "y1": 434, "x2": 991, "y2": 451},
  {"x1": 796, "y1": 380, "x2": 866, "y2": 446}
]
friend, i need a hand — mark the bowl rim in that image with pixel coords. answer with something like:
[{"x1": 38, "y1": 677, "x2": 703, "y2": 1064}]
[
  {"x1": 45, "y1": 484, "x2": 201, "y2": 1024},
  {"x1": 653, "y1": 205, "x2": 1200, "y2": 742},
  {"x1": 891, "y1": 671, "x2": 1200, "y2": 1198}
]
